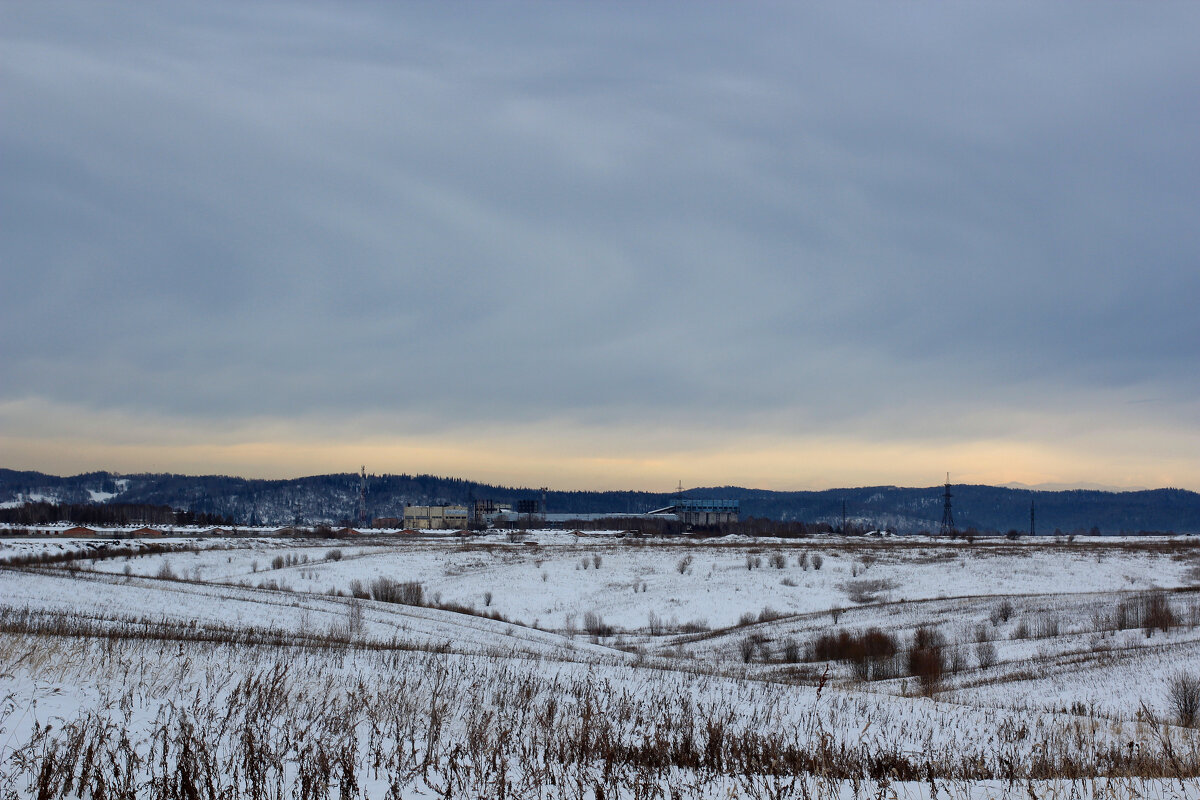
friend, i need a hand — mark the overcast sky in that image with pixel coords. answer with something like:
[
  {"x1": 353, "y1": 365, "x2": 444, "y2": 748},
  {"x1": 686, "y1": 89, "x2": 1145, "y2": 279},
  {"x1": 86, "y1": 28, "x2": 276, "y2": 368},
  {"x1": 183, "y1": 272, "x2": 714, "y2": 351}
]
[{"x1": 2, "y1": 3, "x2": 1199, "y2": 491}]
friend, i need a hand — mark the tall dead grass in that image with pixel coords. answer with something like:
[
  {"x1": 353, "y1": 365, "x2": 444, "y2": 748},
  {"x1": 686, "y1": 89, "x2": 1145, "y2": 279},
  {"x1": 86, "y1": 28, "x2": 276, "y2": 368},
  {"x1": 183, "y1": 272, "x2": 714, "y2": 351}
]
[{"x1": 4, "y1": 630, "x2": 1200, "y2": 799}]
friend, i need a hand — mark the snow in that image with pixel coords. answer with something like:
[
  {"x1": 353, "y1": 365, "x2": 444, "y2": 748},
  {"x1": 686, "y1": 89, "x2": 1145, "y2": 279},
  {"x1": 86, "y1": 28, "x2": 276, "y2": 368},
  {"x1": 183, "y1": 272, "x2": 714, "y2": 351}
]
[
  {"x1": 0, "y1": 492, "x2": 57, "y2": 509},
  {"x1": 4, "y1": 533, "x2": 1200, "y2": 796}
]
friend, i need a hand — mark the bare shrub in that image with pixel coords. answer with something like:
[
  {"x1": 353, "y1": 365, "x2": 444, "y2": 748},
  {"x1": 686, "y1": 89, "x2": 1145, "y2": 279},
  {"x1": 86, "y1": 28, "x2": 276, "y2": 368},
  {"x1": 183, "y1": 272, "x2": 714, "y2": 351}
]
[
  {"x1": 346, "y1": 596, "x2": 364, "y2": 636},
  {"x1": 483, "y1": 591, "x2": 493, "y2": 607},
  {"x1": 580, "y1": 557, "x2": 589, "y2": 570},
  {"x1": 1032, "y1": 613, "x2": 1061, "y2": 639},
  {"x1": 1011, "y1": 619, "x2": 1030, "y2": 640},
  {"x1": 1143, "y1": 592, "x2": 1176, "y2": 636},
  {"x1": 908, "y1": 626, "x2": 945, "y2": 695},
  {"x1": 769, "y1": 552, "x2": 787, "y2": 569},
  {"x1": 325, "y1": 548, "x2": 343, "y2": 561},
  {"x1": 678, "y1": 618, "x2": 709, "y2": 633},
  {"x1": 1170, "y1": 672, "x2": 1200, "y2": 727},
  {"x1": 946, "y1": 645, "x2": 968, "y2": 675},
  {"x1": 592, "y1": 553, "x2": 602, "y2": 569},
  {"x1": 647, "y1": 611, "x2": 666, "y2": 636},
  {"x1": 991, "y1": 599, "x2": 1014, "y2": 625},
  {"x1": 349, "y1": 579, "x2": 369, "y2": 599},
  {"x1": 371, "y1": 578, "x2": 423, "y2": 606},
  {"x1": 583, "y1": 610, "x2": 612, "y2": 638},
  {"x1": 271, "y1": 554, "x2": 285, "y2": 570},
  {"x1": 1188, "y1": 600, "x2": 1200, "y2": 629},
  {"x1": 738, "y1": 611, "x2": 757, "y2": 626},
  {"x1": 843, "y1": 578, "x2": 898, "y2": 604},
  {"x1": 812, "y1": 628, "x2": 899, "y2": 681},
  {"x1": 1113, "y1": 592, "x2": 1177, "y2": 636},
  {"x1": 830, "y1": 605, "x2": 842, "y2": 624},
  {"x1": 975, "y1": 640, "x2": 997, "y2": 670},
  {"x1": 782, "y1": 638, "x2": 801, "y2": 663},
  {"x1": 155, "y1": 561, "x2": 177, "y2": 580},
  {"x1": 781, "y1": 577, "x2": 798, "y2": 587},
  {"x1": 811, "y1": 554, "x2": 823, "y2": 570},
  {"x1": 676, "y1": 555, "x2": 694, "y2": 574},
  {"x1": 798, "y1": 551, "x2": 809, "y2": 570},
  {"x1": 739, "y1": 636, "x2": 758, "y2": 663},
  {"x1": 757, "y1": 606, "x2": 785, "y2": 623}
]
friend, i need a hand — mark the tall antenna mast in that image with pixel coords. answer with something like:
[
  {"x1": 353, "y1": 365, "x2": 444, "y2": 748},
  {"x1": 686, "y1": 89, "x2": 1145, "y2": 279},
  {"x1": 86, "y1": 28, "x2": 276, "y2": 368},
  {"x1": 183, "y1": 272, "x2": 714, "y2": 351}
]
[
  {"x1": 358, "y1": 466, "x2": 368, "y2": 526},
  {"x1": 940, "y1": 473, "x2": 955, "y2": 536}
]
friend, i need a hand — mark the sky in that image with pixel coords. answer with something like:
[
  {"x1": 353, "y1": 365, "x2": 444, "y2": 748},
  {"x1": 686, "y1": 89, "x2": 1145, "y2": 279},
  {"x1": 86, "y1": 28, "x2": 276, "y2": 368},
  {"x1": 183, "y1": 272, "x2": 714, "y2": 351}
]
[{"x1": 2, "y1": 3, "x2": 1199, "y2": 492}]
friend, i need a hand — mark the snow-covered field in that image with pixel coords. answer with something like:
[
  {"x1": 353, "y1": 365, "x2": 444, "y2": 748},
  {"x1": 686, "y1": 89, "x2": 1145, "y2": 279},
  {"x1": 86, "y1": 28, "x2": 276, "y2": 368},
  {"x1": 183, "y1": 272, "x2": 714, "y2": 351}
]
[{"x1": 4, "y1": 532, "x2": 1200, "y2": 798}]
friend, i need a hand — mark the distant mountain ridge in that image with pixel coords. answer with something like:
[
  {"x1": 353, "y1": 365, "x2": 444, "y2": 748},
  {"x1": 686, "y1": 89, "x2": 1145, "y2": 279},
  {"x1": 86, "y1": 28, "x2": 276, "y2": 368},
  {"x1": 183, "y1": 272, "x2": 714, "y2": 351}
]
[{"x1": 2, "y1": 468, "x2": 1199, "y2": 534}]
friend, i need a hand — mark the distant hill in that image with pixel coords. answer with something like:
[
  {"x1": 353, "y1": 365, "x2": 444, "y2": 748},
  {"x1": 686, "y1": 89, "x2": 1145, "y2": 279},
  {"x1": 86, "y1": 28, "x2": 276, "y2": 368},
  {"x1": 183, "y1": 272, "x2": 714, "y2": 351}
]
[{"x1": 2, "y1": 468, "x2": 1199, "y2": 534}]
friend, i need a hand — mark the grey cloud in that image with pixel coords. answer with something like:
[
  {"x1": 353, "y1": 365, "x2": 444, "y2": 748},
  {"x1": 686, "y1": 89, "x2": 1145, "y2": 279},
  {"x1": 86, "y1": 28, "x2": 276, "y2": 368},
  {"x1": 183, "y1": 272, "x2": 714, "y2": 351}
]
[{"x1": 2, "y1": 2, "x2": 1199, "y2": 445}]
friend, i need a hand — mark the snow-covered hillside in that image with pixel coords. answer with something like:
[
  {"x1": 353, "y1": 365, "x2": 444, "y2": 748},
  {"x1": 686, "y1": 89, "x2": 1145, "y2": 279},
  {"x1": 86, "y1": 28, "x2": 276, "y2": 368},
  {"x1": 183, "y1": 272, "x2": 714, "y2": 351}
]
[{"x1": 4, "y1": 532, "x2": 1200, "y2": 797}]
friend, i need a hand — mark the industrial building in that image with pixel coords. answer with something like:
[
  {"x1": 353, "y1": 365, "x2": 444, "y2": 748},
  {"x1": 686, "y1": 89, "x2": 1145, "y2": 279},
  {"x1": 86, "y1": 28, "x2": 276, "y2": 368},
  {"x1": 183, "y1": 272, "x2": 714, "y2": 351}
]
[
  {"x1": 403, "y1": 504, "x2": 469, "y2": 530},
  {"x1": 473, "y1": 500, "x2": 513, "y2": 527},
  {"x1": 650, "y1": 498, "x2": 739, "y2": 527}
]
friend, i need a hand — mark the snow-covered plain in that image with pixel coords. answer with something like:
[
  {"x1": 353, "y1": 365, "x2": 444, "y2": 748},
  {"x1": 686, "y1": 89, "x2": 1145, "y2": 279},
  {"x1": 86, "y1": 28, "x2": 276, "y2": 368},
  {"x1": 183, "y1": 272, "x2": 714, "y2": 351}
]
[{"x1": 4, "y1": 532, "x2": 1200, "y2": 798}]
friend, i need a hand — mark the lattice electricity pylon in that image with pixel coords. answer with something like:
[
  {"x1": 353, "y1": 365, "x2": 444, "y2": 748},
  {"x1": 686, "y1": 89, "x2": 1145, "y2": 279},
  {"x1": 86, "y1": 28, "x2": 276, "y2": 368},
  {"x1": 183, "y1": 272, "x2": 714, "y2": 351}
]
[{"x1": 939, "y1": 474, "x2": 955, "y2": 536}]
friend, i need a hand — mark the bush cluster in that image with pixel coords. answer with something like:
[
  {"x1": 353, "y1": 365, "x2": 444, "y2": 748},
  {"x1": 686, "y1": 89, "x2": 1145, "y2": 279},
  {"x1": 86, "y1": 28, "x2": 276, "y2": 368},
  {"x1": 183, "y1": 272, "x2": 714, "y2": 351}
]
[{"x1": 811, "y1": 628, "x2": 899, "y2": 681}]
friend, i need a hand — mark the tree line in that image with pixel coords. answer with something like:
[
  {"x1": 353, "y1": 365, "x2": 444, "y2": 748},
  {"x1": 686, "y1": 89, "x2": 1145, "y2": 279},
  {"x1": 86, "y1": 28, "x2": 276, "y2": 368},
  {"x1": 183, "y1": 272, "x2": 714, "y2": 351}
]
[{"x1": 0, "y1": 502, "x2": 232, "y2": 527}]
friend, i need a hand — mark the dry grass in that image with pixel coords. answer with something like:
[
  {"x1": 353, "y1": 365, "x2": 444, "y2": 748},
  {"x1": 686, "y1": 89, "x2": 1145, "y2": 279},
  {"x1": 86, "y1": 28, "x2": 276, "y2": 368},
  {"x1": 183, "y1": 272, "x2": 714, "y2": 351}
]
[{"x1": 5, "y1": 630, "x2": 1200, "y2": 798}]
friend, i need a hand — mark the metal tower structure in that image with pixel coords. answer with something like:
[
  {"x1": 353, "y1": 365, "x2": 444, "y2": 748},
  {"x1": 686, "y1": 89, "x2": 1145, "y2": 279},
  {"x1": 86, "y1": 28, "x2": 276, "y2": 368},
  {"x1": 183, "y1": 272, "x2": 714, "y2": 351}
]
[
  {"x1": 357, "y1": 466, "x2": 368, "y2": 526},
  {"x1": 939, "y1": 473, "x2": 955, "y2": 536}
]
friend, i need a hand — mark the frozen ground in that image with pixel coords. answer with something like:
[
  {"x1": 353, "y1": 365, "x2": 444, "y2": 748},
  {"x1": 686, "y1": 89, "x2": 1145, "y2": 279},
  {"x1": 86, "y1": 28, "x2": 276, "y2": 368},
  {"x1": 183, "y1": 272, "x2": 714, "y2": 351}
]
[{"x1": 4, "y1": 532, "x2": 1200, "y2": 798}]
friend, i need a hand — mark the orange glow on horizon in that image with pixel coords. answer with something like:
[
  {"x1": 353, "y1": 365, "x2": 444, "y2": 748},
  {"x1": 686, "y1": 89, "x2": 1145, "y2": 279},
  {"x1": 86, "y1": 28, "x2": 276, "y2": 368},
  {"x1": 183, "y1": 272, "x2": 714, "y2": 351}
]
[{"x1": 2, "y1": 427, "x2": 1197, "y2": 493}]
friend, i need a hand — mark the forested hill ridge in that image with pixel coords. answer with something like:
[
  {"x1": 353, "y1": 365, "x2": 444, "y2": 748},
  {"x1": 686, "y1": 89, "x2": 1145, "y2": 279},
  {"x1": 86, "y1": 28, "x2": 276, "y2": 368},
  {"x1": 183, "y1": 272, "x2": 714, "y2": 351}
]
[{"x1": 1, "y1": 468, "x2": 1199, "y2": 534}]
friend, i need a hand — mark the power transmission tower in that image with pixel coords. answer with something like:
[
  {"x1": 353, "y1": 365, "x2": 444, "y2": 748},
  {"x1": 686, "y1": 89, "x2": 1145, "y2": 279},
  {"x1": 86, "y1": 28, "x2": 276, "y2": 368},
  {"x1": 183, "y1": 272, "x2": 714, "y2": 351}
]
[{"x1": 940, "y1": 473, "x2": 955, "y2": 536}]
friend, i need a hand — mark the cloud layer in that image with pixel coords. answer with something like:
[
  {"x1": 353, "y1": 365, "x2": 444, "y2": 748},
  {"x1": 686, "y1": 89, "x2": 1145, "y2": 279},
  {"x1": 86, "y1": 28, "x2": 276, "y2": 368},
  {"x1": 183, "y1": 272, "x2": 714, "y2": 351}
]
[{"x1": 3, "y1": 3, "x2": 1199, "y2": 489}]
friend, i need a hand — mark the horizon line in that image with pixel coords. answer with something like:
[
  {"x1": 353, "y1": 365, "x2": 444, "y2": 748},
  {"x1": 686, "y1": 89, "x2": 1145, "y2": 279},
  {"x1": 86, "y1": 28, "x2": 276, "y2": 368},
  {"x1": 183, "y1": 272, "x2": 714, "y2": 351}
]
[{"x1": 1, "y1": 466, "x2": 1183, "y2": 496}]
